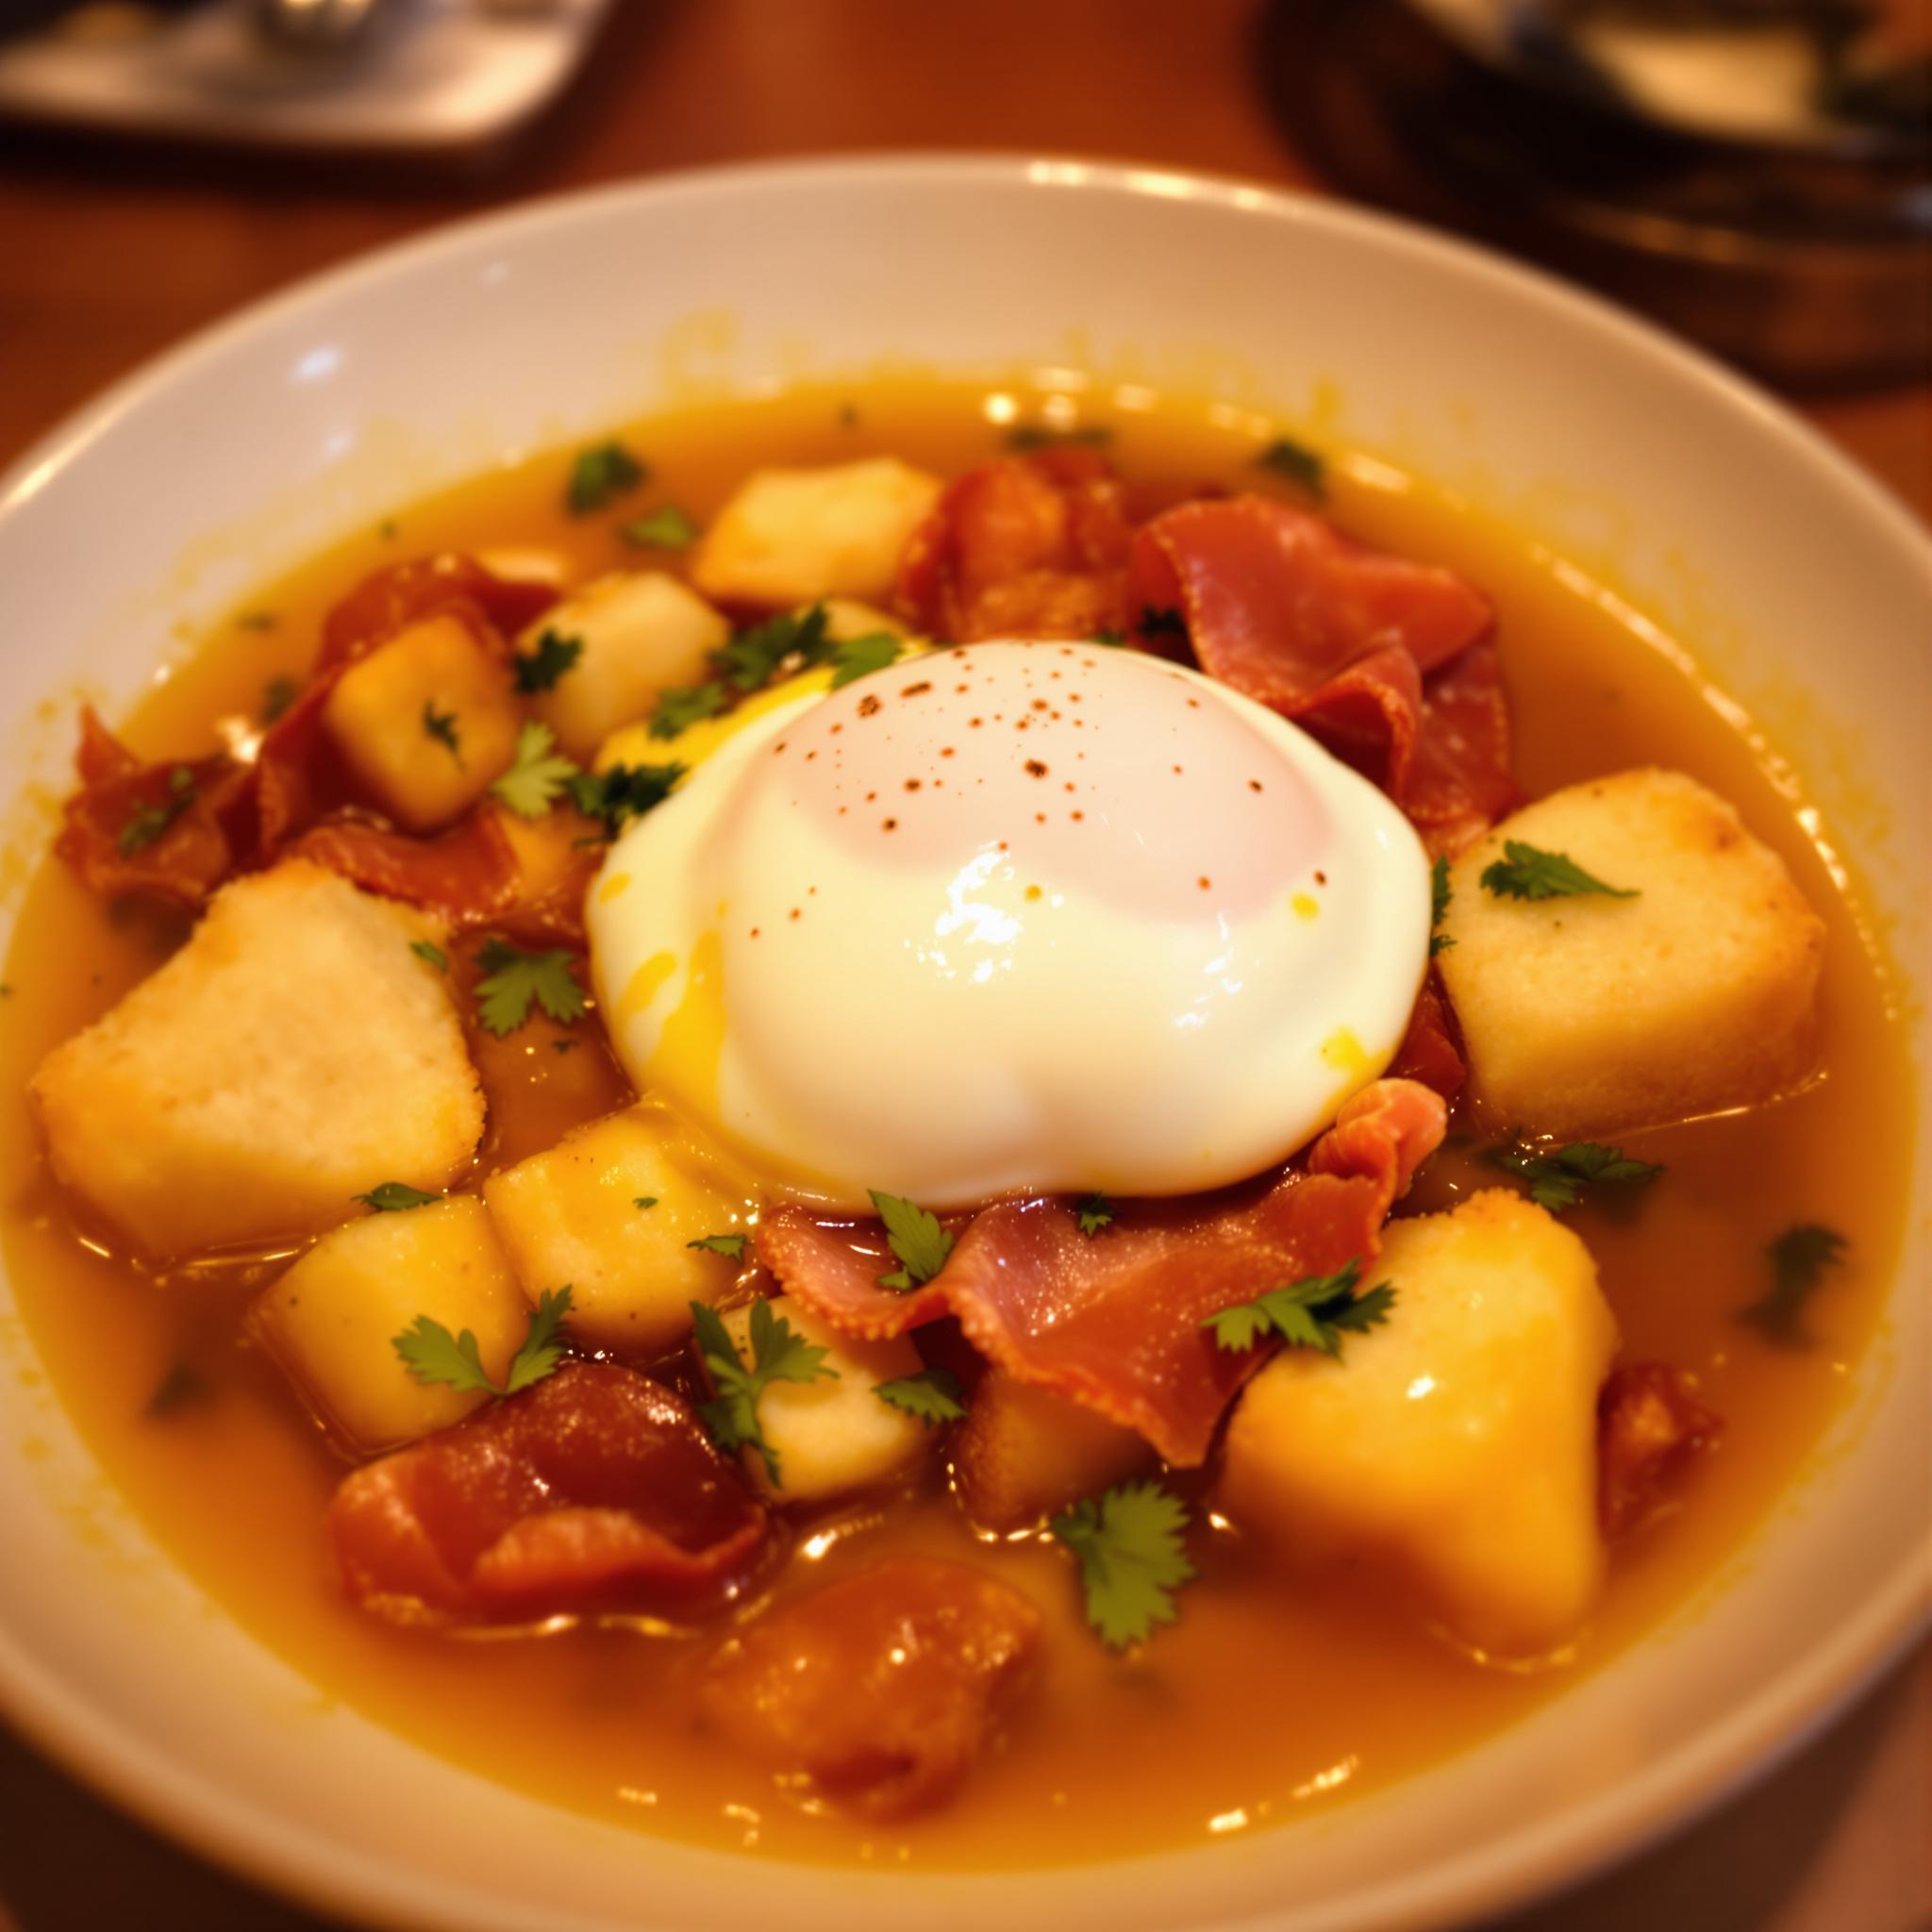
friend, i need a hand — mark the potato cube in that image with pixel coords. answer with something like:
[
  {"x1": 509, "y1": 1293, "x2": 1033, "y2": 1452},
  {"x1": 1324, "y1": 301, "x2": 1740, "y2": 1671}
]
[
  {"x1": 1218, "y1": 1190, "x2": 1619, "y2": 1657},
  {"x1": 718, "y1": 1298, "x2": 931, "y2": 1506},
  {"x1": 953, "y1": 1370, "x2": 1150, "y2": 1532},
  {"x1": 521, "y1": 572, "x2": 729, "y2": 761},
  {"x1": 33, "y1": 861, "x2": 483, "y2": 1259},
  {"x1": 252, "y1": 1195, "x2": 526, "y2": 1452},
  {"x1": 1436, "y1": 768, "x2": 1824, "y2": 1139},
  {"x1": 482, "y1": 1102, "x2": 749, "y2": 1356},
  {"x1": 322, "y1": 612, "x2": 522, "y2": 831},
  {"x1": 691, "y1": 458, "x2": 942, "y2": 607}
]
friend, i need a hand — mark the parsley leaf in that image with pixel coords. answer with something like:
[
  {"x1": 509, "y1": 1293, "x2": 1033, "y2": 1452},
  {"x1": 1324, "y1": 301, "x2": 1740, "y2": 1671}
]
[
  {"x1": 1429, "y1": 853, "x2": 1455, "y2": 955},
  {"x1": 1202, "y1": 1258, "x2": 1396, "y2": 1357},
  {"x1": 422, "y1": 701, "x2": 463, "y2": 763},
  {"x1": 634, "y1": 1195, "x2": 658, "y2": 1210},
  {"x1": 353, "y1": 1181, "x2": 441, "y2": 1212},
  {"x1": 621, "y1": 504, "x2": 700, "y2": 551},
  {"x1": 490, "y1": 720, "x2": 580, "y2": 819},
  {"x1": 1075, "y1": 1191, "x2": 1116, "y2": 1235},
  {"x1": 471, "y1": 939, "x2": 587, "y2": 1037},
  {"x1": 1006, "y1": 424, "x2": 1112, "y2": 452},
  {"x1": 511, "y1": 628, "x2": 582, "y2": 692},
  {"x1": 874, "y1": 1366, "x2": 967, "y2": 1425},
  {"x1": 1740, "y1": 1224, "x2": 1847, "y2": 1344},
  {"x1": 1490, "y1": 1140, "x2": 1663, "y2": 1214},
  {"x1": 1140, "y1": 606, "x2": 1188, "y2": 641},
  {"x1": 1091, "y1": 626, "x2": 1126, "y2": 647},
  {"x1": 1256, "y1": 435, "x2": 1326, "y2": 497},
  {"x1": 648, "y1": 680, "x2": 729, "y2": 740},
  {"x1": 691, "y1": 1296, "x2": 838, "y2": 1486},
  {"x1": 393, "y1": 1285, "x2": 575, "y2": 1401},
  {"x1": 1479, "y1": 841, "x2": 1637, "y2": 903},
  {"x1": 409, "y1": 939, "x2": 448, "y2": 973},
  {"x1": 711, "y1": 604, "x2": 832, "y2": 694},
  {"x1": 687, "y1": 1232, "x2": 748, "y2": 1260},
  {"x1": 869, "y1": 1189, "x2": 954, "y2": 1291},
  {"x1": 261, "y1": 675, "x2": 300, "y2": 724},
  {"x1": 564, "y1": 760, "x2": 686, "y2": 838},
  {"x1": 117, "y1": 765, "x2": 196, "y2": 856},
  {"x1": 828, "y1": 631, "x2": 902, "y2": 690},
  {"x1": 567, "y1": 440, "x2": 646, "y2": 514},
  {"x1": 1050, "y1": 1481, "x2": 1196, "y2": 1650}
]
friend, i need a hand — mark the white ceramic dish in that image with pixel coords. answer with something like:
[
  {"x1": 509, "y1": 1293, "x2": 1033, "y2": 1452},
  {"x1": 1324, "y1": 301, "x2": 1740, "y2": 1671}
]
[{"x1": 0, "y1": 156, "x2": 1925, "y2": 1932}]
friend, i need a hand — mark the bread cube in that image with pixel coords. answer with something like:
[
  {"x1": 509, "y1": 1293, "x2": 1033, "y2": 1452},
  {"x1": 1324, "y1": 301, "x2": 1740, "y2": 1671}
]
[
  {"x1": 691, "y1": 458, "x2": 942, "y2": 607},
  {"x1": 482, "y1": 1102, "x2": 749, "y2": 1356},
  {"x1": 718, "y1": 1298, "x2": 931, "y2": 1506},
  {"x1": 252, "y1": 1195, "x2": 527, "y2": 1452},
  {"x1": 953, "y1": 1370, "x2": 1150, "y2": 1532},
  {"x1": 33, "y1": 862, "x2": 483, "y2": 1259},
  {"x1": 1436, "y1": 768, "x2": 1824, "y2": 1138},
  {"x1": 1218, "y1": 1190, "x2": 1619, "y2": 1657},
  {"x1": 520, "y1": 572, "x2": 729, "y2": 761},
  {"x1": 322, "y1": 612, "x2": 521, "y2": 831}
]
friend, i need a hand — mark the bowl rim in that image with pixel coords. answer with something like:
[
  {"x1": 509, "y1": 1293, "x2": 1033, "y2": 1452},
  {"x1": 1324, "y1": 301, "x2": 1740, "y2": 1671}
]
[{"x1": 0, "y1": 151, "x2": 1925, "y2": 1932}]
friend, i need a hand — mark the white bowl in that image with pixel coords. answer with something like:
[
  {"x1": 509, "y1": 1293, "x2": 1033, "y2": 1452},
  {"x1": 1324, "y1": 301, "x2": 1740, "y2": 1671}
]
[{"x1": 0, "y1": 156, "x2": 1925, "y2": 1932}]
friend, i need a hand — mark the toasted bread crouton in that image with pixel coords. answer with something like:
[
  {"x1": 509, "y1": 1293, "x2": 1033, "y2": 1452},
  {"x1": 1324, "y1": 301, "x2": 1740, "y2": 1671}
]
[
  {"x1": 691, "y1": 459, "x2": 943, "y2": 607},
  {"x1": 322, "y1": 612, "x2": 521, "y2": 831},
  {"x1": 953, "y1": 1370, "x2": 1151, "y2": 1532},
  {"x1": 520, "y1": 572, "x2": 730, "y2": 761},
  {"x1": 1218, "y1": 1190, "x2": 1618, "y2": 1657},
  {"x1": 482, "y1": 1102, "x2": 749, "y2": 1356},
  {"x1": 1436, "y1": 768, "x2": 1824, "y2": 1138},
  {"x1": 253, "y1": 1194, "x2": 526, "y2": 1452},
  {"x1": 32, "y1": 861, "x2": 483, "y2": 1258},
  {"x1": 718, "y1": 1298, "x2": 932, "y2": 1506}
]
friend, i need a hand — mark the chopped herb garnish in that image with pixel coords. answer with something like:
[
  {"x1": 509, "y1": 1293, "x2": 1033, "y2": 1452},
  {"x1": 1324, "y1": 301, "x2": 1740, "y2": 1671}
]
[
  {"x1": 621, "y1": 504, "x2": 700, "y2": 551},
  {"x1": 1202, "y1": 1257, "x2": 1395, "y2": 1357},
  {"x1": 471, "y1": 939, "x2": 587, "y2": 1037},
  {"x1": 117, "y1": 766, "x2": 196, "y2": 857},
  {"x1": 633, "y1": 1195, "x2": 658, "y2": 1211},
  {"x1": 422, "y1": 701, "x2": 462, "y2": 763},
  {"x1": 1140, "y1": 606, "x2": 1188, "y2": 640},
  {"x1": 354, "y1": 1181, "x2": 441, "y2": 1212},
  {"x1": 1429, "y1": 853, "x2": 1455, "y2": 955},
  {"x1": 377, "y1": 519, "x2": 399, "y2": 541},
  {"x1": 512, "y1": 628, "x2": 583, "y2": 692},
  {"x1": 688, "y1": 1232, "x2": 749, "y2": 1260},
  {"x1": 551, "y1": 1038, "x2": 577, "y2": 1054},
  {"x1": 1051, "y1": 1480, "x2": 1195, "y2": 1650},
  {"x1": 409, "y1": 939, "x2": 448, "y2": 973},
  {"x1": 236, "y1": 610, "x2": 277, "y2": 633},
  {"x1": 1091, "y1": 627, "x2": 1126, "y2": 647},
  {"x1": 260, "y1": 675, "x2": 300, "y2": 724},
  {"x1": 1006, "y1": 424, "x2": 1112, "y2": 452},
  {"x1": 874, "y1": 1366, "x2": 967, "y2": 1425},
  {"x1": 827, "y1": 632, "x2": 902, "y2": 690},
  {"x1": 1740, "y1": 1224, "x2": 1848, "y2": 1344},
  {"x1": 1256, "y1": 435, "x2": 1326, "y2": 497},
  {"x1": 869, "y1": 1189, "x2": 954, "y2": 1291},
  {"x1": 393, "y1": 1285, "x2": 574, "y2": 1401},
  {"x1": 144, "y1": 1362, "x2": 213, "y2": 1419},
  {"x1": 490, "y1": 720, "x2": 580, "y2": 819},
  {"x1": 712, "y1": 603, "x2": 832, "y2": 693},
  {"x1": 1075, "y1": 1191, "x2": 1116, "y2": 1235},
  {"x1": 648, "y1": 680, "x2": 729, "y2": 740},
  {"x1": 691, "y1": 1296, "x2": 837, "y2": 1486},
  {"x1": 1490, "y1": 1139, "x2": 1663, "y2": 1214},
  {"x1": 567, "y1": 440, "x2": 646, "y2": 514},
  {"x1": 1479, "y1": 841, "x2": 1636, "y2": 903},
  {"x1": 565, "y1": 760, "x2": 686, "y2": 837}
]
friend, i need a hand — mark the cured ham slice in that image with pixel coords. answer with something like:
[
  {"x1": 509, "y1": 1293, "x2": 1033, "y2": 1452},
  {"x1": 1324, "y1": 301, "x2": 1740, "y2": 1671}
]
[
  {"x1": 698, "y1": 1558, "x2": 1040, "y2": 1819},
  {"x1": 759, "y1": 1078, "x2": 1447, "y2": 1467},
  {"x1": 1597, "y1": 1362, "x2": 1723, "y2": 1539},
  {"x1": 328, "y1": 1360, "x2": 773, "y2": 1625}
]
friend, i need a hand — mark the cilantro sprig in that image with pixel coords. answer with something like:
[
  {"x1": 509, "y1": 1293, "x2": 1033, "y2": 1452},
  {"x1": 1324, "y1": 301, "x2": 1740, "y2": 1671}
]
[
  {"x1": 512, "y1": 628, "x2": 582, "y2": 693},
  {"x1": 649, "y1": 680, "x2": 730, "y2": 740},
  {"x1": 869, "y1": 1190, "x2": 954, "y2": 1291},
  {"x1": 828, "y1": 632, "x2": 902, "y2": 690},
  {"x1": 691, "y1": 1297, "x2": 838, "y2": 1486},
  {"x1": 1139, "y1": 606, "x2": 1187, "y2": 641},
  {"x1": 567, "y1": 440, "x2": 646, "y2": 514},
  {"x1": 1490, "y1": 1139, "x2": 1663, "y2": 1214},
  {"x1": 1051, "y1": 1481, "x2": 1196, "y2": 1650},
  {"x1": 1256, "y1": 435, "x2": 1325, "y2": 498},
  {"x1": 490, "y1": 721, "x2": 580, "y2": 819},
  {"x1": 1429, "y1": 853, "x2": 1455, "y2": 955},
  {"x1": 687, "y1": 1232, "x2": 749, "y2": 1260},
  {"x1": 621, "y1": 504, "x2": 700, "y2": 551},
  {"x1": 118, "y1": 766, "x2": 197, "y2": 856},
  {"x1": 354, "y1": 1181, "x2": 441, "y2": 1212},
  {"x1": 1202, "y1": 1257, "x2": 1395, "y2": 1357},
  {"x1": 1479, "y1": 841, "x2": 1636, "y2": 903},
  {"x1": 422, "y1": 701, "x2": 462, "y2": 763},
  {"x1": 566, "y1": 760, "x2": 686, "y2": 838},
  {"x1": 1074, "y1": 1192, "x2": 1116, "y2": 1236},
  {"x1": 393, "y1": 1285, "x2": 574, "y2": 1400},
  {"x1": 409, "y1": 939, "x2": 448, "y2": 973},
  {"x1": 472, "y1": 939, "x2": 587, "y2": 1037},
  {"x1": 874, "y1": 1366, "x2": 966, "y2": 1425},
  {"x1": 1740, "y1": 1224, "x2": 1847, "y2": 1344},
  {"x1": 714, "y1": 604, "x2": 832, "y2": 694}
]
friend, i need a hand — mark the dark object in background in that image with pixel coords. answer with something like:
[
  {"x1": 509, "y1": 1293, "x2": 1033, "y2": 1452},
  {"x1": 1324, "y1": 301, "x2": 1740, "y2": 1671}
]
[{"x1": 1256, "y1": 0, "x2": 1932, "y2": 388}]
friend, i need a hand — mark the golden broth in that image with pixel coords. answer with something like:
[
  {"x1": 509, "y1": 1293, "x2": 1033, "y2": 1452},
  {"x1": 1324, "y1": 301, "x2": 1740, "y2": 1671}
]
[{"x1": 0, "y1": 382, "x2": 1910, "y2": 1868}]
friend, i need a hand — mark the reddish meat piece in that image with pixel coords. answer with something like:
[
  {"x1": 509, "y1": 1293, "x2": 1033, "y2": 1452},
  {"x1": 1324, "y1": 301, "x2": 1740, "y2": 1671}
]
[
  {"x1": 328, "y1": 1360, "x2": 773, "y2": 1625},
  {"x1": 286, "y1": 810, "x2": 524, "y2": 936},
  {"x1": 1388, "y1": 977, "x2": 1465, "y2": 1104},
  {"x1": 1598, "y1": 1362, "x2": 1723, "y2": 1540},
  {"x1": 759, "y1": 1078, "x2": 1446, "y2": 1467},
  {"x1": 319, "y1": 554, "x2": 557, "y2": 672},
  {"x1": 895, "y1": 448, "x2": 1133, "y2": 641},
  {"x1": 698, "y1": 1558, "x2": 1040, "y2": 1819}
]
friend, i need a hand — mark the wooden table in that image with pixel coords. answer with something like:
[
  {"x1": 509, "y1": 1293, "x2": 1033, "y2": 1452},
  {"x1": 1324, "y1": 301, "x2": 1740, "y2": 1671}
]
[{"x1": 0, "y1": 3, "x2": 1925, "y2": 1928}]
